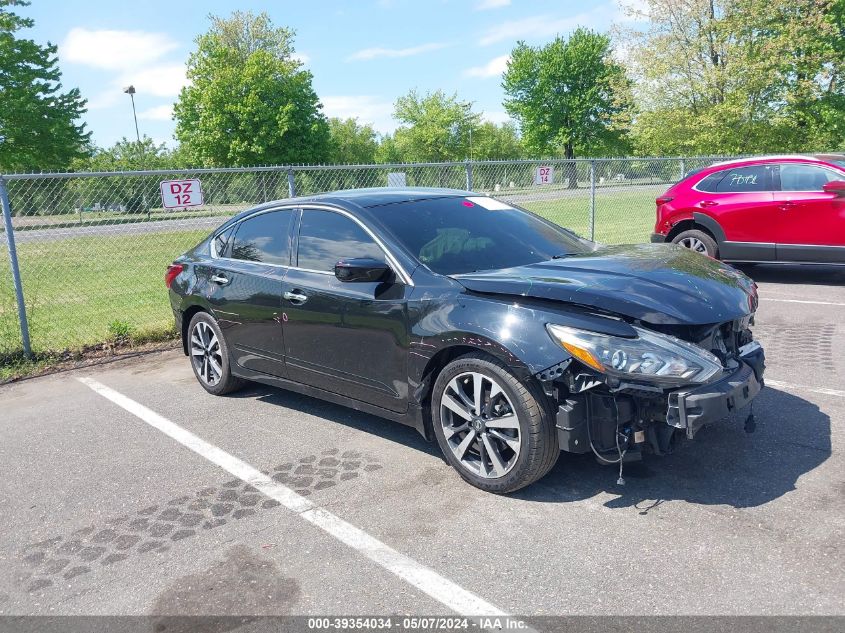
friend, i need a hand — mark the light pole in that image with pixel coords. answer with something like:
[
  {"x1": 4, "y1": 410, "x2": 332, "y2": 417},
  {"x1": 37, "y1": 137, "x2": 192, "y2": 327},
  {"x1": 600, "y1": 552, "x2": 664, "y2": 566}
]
[
  {"x1": 462, "y1": 102, "x2": 473, "y2": 162},
  {"x1": 123, "y1": 85, "x2": 148, "y2": 218},
  {"x1": 123, "y1": 85, "x2": 141, "y2": 143}
]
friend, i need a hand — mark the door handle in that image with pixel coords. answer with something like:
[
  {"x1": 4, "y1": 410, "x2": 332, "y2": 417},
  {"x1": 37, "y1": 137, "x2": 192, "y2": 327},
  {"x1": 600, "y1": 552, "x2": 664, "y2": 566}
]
[
  {"x1": 778, "y1": 201, "x2": 797, "y2": 211},
  {"x1": 700, "y1": 200, "x2": 718, "y2": 207},
  {"x1": 284, "y1": 290, "x2": 308, "y2": 304},
  {"x1": 211, "y1": 274, "x2": 229, "y2": 285}
]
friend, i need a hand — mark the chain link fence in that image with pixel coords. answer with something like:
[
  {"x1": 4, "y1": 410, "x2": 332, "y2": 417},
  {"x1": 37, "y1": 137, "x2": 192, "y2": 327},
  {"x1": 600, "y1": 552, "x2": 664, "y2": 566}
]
[{"x1": 0, "y1": 156, "x2": 727, "y2": 359}]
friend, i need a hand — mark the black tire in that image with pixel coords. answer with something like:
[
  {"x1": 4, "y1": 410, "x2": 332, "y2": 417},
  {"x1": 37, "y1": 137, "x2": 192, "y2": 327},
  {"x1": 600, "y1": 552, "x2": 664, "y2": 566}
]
[
  {"x1": 186, "y1": 311, "x2": 245, "y2": 396},
  {"x1": 431, "y1": 352, "x2": 559, "y2": 494},
  {"x1": 671, "y1": 229, "x2": 719, "y2": 258}
]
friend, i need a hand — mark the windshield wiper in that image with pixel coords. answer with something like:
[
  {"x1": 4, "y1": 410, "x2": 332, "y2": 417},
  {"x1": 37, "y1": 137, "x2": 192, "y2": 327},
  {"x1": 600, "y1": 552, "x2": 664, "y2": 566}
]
[{"x1": 551, "y1": 254, "x2": 570, "y2": 259}]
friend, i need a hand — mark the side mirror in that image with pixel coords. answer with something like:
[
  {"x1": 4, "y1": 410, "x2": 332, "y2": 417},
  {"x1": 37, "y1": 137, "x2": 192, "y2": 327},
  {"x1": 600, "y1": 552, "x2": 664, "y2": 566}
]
[
  {"x1": 822, "y1": 180, "x2": 845, "y2": 196},
  {"x1": 334, "y1": 258, "x2": 392, "y2": 283}
]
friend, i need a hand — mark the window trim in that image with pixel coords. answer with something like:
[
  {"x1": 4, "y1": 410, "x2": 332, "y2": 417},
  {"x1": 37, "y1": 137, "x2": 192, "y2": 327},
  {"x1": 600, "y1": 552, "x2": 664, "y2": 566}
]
[
  {"x1": 692, "y1": 165, "x2": 776, "y2": 194},
  {"x1": 211, "y1": 203, "x2": 414, "y2": 286},
  {"x1": 775, "y1": 162, "x2": 845, "y2": 193}
]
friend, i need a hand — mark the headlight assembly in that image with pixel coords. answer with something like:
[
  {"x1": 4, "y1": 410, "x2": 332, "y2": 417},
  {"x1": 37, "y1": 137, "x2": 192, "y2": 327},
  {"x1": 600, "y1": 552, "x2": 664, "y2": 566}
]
[{"x1": 546, "y1": 323, "x2": 723, "y2": 387}]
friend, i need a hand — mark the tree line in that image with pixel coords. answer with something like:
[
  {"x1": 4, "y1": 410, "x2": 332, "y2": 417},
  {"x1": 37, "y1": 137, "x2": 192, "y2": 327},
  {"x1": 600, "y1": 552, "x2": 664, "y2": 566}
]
[{"x1": 1, "y1": 0, "x2": 843, "y2": 175}]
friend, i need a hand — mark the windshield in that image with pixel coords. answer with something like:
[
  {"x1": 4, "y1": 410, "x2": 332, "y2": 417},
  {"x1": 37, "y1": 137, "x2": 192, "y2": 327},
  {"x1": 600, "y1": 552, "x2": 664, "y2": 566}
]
[{"x1": 367, "y1": 196, "x2": 593, "y2": 275}]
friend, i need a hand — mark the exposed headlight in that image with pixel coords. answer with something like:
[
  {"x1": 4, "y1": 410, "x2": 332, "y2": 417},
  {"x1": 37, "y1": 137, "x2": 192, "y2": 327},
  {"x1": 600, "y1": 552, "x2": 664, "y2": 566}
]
[{"x1": 546, "y1": 324, "x2": 723, "y2": 387}]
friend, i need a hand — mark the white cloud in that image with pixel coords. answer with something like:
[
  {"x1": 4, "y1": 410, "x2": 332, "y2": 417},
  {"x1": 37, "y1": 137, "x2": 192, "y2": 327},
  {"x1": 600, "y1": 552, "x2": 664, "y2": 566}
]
[
  {"x1": 62, "y1": 28, "x2": 179, "y2": 71},
  {"x1": 464, "y1": 54, "x2": 510, "y2": 78},
  {"x1": 346, "y1": 42, "x2": 448, "y2": 61},
  {"x1": 293, "y1": 52, "x2": 310, "y2": 65},
  {"x1": 478, "y1": 8, "x2": 607, "y2": 45},
  {"x1": 137, "y1": 104, "x2": 173, "y2": 121},
  {"x1": 85, "y1": 63, "x2": 187, "y2": 112},
  {"x1": 321, "y1": 96, "x2": 396, "y2": 133},
  {"x1": 476, "y1": 0, "x2": 511, "y2": 10},
  {"x1": 121, "y1": 64, "x2": 187, "y2": 98}
]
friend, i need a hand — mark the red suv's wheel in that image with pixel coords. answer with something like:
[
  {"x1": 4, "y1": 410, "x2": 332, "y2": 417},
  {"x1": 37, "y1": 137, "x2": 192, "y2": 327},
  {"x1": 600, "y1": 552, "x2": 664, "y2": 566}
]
[{"x1": 672, "y1": 229, "x2": 718, "y2": 258}]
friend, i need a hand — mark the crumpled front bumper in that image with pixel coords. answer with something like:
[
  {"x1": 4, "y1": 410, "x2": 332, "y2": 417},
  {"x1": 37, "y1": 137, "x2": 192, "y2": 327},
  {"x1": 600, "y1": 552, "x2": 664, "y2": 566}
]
[{"x1": 665, "y1": 343, "x2": 765, "y2": 439}]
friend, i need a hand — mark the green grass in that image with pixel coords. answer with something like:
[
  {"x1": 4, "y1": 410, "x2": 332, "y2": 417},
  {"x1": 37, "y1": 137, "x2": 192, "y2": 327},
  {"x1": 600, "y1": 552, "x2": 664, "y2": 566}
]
[
  {"x1": 0, "y1": 187, "x2": 663, "y2": 361},
  {"x1": 520, "y1": 187, "x2": 661, "y2": 244},
  {"x1": 0, "y1": 229, "x2": 207, "y2": 356}
]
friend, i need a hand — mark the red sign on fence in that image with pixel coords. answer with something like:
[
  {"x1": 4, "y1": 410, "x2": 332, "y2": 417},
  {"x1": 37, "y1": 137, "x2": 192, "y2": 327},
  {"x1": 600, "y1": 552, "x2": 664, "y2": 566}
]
[{"x1": 160, "y1": 179, "x2": 204, "y2": 209}]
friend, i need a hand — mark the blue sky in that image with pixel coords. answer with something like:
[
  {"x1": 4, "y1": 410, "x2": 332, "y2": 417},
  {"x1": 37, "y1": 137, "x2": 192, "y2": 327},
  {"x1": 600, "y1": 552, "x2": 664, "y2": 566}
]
[{"x1": 21, "y1": 0, "x2": 637, "y2": 149}]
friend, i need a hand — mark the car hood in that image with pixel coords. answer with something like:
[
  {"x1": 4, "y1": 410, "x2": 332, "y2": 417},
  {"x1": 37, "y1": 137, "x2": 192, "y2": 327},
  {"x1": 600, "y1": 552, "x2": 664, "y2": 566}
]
[{"x1": 453, "y1": 244, "x2": 757, "y2": 325}]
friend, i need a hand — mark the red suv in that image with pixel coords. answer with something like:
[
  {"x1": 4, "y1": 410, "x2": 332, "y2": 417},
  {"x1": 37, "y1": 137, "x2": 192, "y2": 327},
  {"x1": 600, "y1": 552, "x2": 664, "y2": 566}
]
[{"x1": 651, "y1": 155, "x2": 845, "y2": 264}]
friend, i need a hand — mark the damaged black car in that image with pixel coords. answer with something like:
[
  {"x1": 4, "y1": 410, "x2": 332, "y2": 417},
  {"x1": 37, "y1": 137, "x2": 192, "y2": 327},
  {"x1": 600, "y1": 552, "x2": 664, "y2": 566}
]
[{"x1": 167, "y1": 188, "x2": 765, "y2": 493}]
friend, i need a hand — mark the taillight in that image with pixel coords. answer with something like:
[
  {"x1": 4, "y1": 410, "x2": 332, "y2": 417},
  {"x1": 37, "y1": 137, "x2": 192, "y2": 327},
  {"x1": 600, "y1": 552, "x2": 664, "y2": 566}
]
[
  {"x1": 656, "y1": 196, "x2": 674, "y2": 206},
  {"x1": 165, "y1": 263, "x2": 184, "y2": 289}
]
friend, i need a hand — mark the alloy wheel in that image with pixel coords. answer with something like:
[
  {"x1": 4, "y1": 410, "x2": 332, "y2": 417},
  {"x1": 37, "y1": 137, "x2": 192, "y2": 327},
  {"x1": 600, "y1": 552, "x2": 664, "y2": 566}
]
[
  {"x1": 439, "y1": 371, "x2": 521, "y2": 478},
  {"x1": 190, "y1": 321, "x2": 223, "y2": 386},
  {"x1": 678, "y1": 236, "x2": 708, "y2": 254}
]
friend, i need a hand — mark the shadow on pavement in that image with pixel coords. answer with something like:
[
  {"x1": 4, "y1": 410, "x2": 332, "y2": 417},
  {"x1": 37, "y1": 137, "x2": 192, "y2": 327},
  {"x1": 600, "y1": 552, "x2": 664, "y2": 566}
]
[
  {"x1": 233, "y1": 382, "x2": 830, "y2": 511},
  {"x1": 229, "y1": 384, "x2": 440, "y2": 458},
  {"x1": 520, "y1": 386, "x2": 831, "y2": 509},
  {"x1": 735, "y1": 263, "x2": 845, "y2": 285}
]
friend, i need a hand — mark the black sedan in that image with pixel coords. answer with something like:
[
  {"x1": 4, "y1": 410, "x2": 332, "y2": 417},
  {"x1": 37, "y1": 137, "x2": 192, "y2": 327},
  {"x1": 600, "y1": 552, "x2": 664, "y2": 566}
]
[{"x1": 166, "y1": 188, "x2": 765, "y2": 493}]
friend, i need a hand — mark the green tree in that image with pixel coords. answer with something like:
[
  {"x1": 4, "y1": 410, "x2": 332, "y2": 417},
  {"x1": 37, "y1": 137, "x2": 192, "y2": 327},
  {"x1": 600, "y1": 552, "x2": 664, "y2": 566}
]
[
  {"x1": 503, "y1": 28, "x2": 632, "y2": 186},
  {"x1": 472, "y1": 121, "x2": 525, "y2": 160},
  {"x1": 70, "y1": 137, "x2": 173, "y2": 213},
  {"x1": 374, "y1": 134, "x2": 403, "y2": 164},
  {"x1": 327, "y1": 118, "x2": 379, "y2": 164},
  {"x1": 623, "y1": 0, "x2": 845, "y2": 154},
  {"x1": 173, "y1": 11, "x2": 329, "y2": 167},
  {"x1": 0, "y1": 0, "x2": 90, "y2": 172},
  {"x1": 74, "y1": 137, "x2": 173, "y2": 172},
  {"x1": 392, "y1": 90, "x2": 481, "y2": 162}
]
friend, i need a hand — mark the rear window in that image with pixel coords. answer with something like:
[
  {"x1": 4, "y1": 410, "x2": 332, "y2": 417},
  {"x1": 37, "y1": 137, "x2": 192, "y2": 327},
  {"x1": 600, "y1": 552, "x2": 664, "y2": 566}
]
[
  {"x1": 229, "y1": 209, "x2": 294, "y2": 265},
  {"x1": 696, "y1": 165, "x2": 772, "y2": 193},
  {"x1": 367, "y1": 197, "x2": 591, "y2": 276},
  {"x1": 694, "y1": 171, "x2": 726, "y2": 192}
]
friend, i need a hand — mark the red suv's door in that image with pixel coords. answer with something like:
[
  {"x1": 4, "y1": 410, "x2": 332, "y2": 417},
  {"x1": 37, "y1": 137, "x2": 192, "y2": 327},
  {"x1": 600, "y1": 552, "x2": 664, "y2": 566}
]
[
  {"x1": 695, "y1": 165, "x2": 779, "y2": 258},
  {"x1": 773, "y1": 163, "x2": 845, "y2": 262}
]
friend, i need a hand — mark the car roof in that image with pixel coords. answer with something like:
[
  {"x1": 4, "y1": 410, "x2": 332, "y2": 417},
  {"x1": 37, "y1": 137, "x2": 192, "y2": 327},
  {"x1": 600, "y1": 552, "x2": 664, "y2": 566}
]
[
  {"x1": 220, "y1": 187, "x2": 476, "y2": 227},
  {"x1": 303, "y1": 187, "x2": 475, "y2": 208},
  {"x1": 708, "y1": 154, "x2": 824, "y2": 168}
]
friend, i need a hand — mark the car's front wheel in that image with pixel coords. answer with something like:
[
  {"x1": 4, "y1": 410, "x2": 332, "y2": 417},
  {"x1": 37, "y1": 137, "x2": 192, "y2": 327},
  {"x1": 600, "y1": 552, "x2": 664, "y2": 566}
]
[
  {"x1": 431, "y1": 353, "x2": 559, "y2": 493},
  {"x1": 672, "y1": 229, "x2": 718, "y2": 258},
  {"x1": 187, "y1": 312, "x2": 245, "y2": 396}
]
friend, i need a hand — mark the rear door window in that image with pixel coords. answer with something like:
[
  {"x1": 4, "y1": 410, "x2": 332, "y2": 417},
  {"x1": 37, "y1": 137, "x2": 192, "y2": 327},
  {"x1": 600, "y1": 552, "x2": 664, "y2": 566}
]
[
  {"x1": 229, "y1": 209, "x2": 294, "y2": 265},
  {"x1": 713, "y1": 165, "x2": 772, "y2": 192}
]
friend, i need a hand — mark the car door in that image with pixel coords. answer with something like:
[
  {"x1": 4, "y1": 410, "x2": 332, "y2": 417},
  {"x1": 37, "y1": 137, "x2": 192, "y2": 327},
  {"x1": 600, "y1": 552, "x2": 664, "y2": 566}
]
[
  {"x1": 773, "y1": 162, "x2": 845, "y2": 262},
  {"x1": 281, "y1": 207, "x2": 410, "y2": 413},
  {"x1": 202, "y1": 208, "x2": 295, "y2": 378},
  {"x1": 700, "y1": 164, "x2": 779, "y2": 260}
]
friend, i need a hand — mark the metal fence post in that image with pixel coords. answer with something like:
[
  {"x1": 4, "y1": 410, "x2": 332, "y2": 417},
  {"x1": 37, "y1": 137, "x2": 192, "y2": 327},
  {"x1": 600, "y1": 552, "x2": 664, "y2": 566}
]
[
  {"x1": 680, "y1": 158, "x2": 686, "y2": 180},
  {"x1": 0, "y1": 177, "x2": 32, "y2": 358},
  {"x1": 589, "y1": 160, "x2": 596, "y2": 241},
  {"x1": 287, "y1": 168, "x2": 296, "y2": 198},
  {"x1": 465, "y1": 160, "x2": 473, "y2": 191}
]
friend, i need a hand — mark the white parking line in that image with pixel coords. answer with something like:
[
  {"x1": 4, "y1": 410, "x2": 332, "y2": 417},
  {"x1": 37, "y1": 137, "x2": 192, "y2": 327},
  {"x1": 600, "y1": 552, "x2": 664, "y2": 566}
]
[
  {"x1": 77, "y1": 376, "x2": 508, "y2": 618},
  {"x1": 767, "y1": 379, "x2": 845, "y2": 398},
  {"x1": 761, "y1": 298, "x2": 845, "y2": 307}
]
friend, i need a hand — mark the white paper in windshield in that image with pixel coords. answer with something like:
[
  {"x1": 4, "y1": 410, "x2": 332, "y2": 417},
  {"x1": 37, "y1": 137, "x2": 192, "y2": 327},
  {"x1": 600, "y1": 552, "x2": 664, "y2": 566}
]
[{"x1": 465, "y1": 196, "x2": 514, "y2": 211}]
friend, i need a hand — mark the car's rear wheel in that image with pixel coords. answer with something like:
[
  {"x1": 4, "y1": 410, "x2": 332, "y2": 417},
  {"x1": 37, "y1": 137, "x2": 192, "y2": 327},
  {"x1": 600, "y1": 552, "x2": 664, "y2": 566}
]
[
  {"x1": 672, "y1": 229, "x2": 718, "y2": 258},
  {"x1": 431, "y1": 353, "x2": 558, "y2": 493},
  {"x1": 187, "y1": 312, "x2": 244, "y2": 396}
]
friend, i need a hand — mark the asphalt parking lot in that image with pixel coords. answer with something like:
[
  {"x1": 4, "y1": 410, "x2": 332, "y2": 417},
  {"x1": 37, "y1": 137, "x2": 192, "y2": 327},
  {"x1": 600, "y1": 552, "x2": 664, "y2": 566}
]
[{"x1": 0, "y1": 264, "x2": 843, "y2": 624}]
